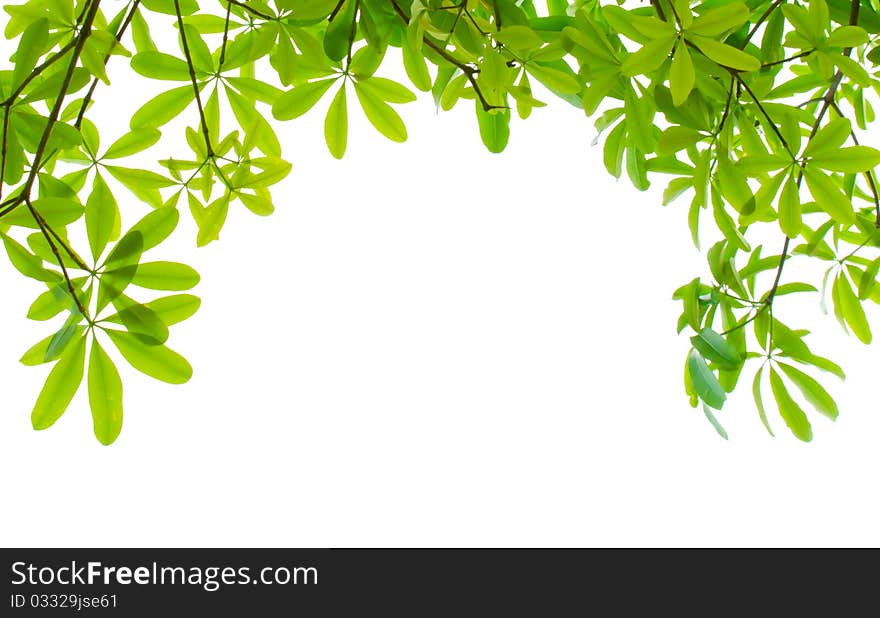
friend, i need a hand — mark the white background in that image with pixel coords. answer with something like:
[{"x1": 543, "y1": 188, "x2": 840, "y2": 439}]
[{"x1": 1, "y1": 18, "x2": 880, "y2": 547}]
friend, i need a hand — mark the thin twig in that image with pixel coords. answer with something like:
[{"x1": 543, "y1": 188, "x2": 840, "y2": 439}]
[
  {"x1": 26, "y1": 200, "x2": 89, "y2": 317},
  {"x1": 388, "y1": 0, "x2": 506, "y2": 112},
  {"x1": 174, "y1": 0, "x2": 213, "y2": 156},
  {"x1": 75, "y1": 0, "x2": 142, "y2": 129},
  {"x1": 219, "y1": 1, "x2": 233, "y2": 66},
  {"x1": 226, "y1": 0, "x2": 274, "y2": 21},
  {"x1": 741, "y1": 0, "x2": 785, "y2": 49}
]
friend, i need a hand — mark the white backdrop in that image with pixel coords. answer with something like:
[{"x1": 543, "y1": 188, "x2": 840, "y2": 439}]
[{"x1": 1, "y1": 32, "x2": 879, "y2": 547}]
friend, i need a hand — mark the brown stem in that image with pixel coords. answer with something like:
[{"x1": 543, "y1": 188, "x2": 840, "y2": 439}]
[
  {"x1": 174, "y1": 0, "x2": 213, "y2": 156},
  {"x1": 75, "y1": 0, "x2": 142, "y2": 129},
  {"x1": 389, "y1": 0, "x2": 505, "y2": 112},
  {"x1": 741, "y1": 0, "x2": 785, "y2": 49},
  {"x1": 26, "y1": 200, "x2": 89, "y2": 318}
]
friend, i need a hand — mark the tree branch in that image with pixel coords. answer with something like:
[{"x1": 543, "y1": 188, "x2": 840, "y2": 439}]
[
  {"x1": 389, "y1": 0, "x2": 506, "y2": 112},
  {"x1": 741, "y1": 0, "x2": 785, "y2": 49},
  {"x1": 26, "y1": 199, "x2": 89, "y2": 318},
  {"x1": 75, "y1": 0, "x2": 142, "y2": 129},
  {"x1": 174, "y1": 0, "x2": 213, "y2": 156},
  {"x1": 0, "y1": 0, "x2": 102, "y2": 219},
  {"x1": 226, "y1": 0, "x2": 274, "y2": 21}
]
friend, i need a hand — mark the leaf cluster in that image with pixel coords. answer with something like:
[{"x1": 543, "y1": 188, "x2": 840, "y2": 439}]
[{"x1": 2, "y1": 0, "x2": 880, "y2": 443}]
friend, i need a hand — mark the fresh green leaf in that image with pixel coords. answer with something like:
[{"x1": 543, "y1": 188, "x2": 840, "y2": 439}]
[
  {"x1": 769, "y1": 367, "x2": 813, "y2": 442},
  {"x1": 105, "y1": 329, "x2": 192, "y2": 384},
  {"x1": 31, "y1": 334, "x2": 86, "y2": 431},
  {"x1": 88, "y1": 339, "x2": 124, "y2": 445}
]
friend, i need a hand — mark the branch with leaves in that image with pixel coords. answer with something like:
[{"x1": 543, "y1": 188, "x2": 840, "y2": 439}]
[{"x1": 2, "y1": 0, "x2": 880, "y2": 444}]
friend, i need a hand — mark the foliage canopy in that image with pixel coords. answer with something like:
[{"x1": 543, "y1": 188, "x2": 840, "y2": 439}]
[{"x1": 2, "y1": 0, "x2": 880, "y2": 443}]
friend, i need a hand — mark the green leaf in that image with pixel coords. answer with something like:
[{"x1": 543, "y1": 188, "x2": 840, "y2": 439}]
[
  {"x1": 778, "y1": 362, "x2": 839, "y2": 421},
  {"x1": 623, "y1": 85, "x2": 656, "y2": 154},
  {"x1": 620, "y1": 36, "x2": 675, "y2": 77},
  {"x1": 144, "y1": 294, "x2": 201, "y2": 326},
  {"x1": 687, "y1": 350, "x2": 727, "y2": 409},
  {"x1": 356, "y1": 77, "x2": 417, "y2": 104},
  {"x1": 495, "y1": 25, "x2": 543, "y2": 49},
  {"x1": 603, "y1": 121, "x2": 626, "y2": 178},
  {"x1": 238, "y1": 191, "x2": 275, "y2": 216},
  {"x1": 690, "y1": 328, "x2": 741, "y2": 369},
  {"x1": 354, "y1": 82, "x2": 407, "y2": 143},
  {"x1": 180, "y1": 24, "x2": 213, "y2": 73},
  {"x1": 20, "y1": 326, "x2": 87, "y2": 366},
  {"x1": 102, "y1": 128, "x2": 162, "y2": 159},
  {"x1": 128, "y1": 206, "x2": 179, "y2": 252},
  {"x1": 402, "y1": 37, "x2": 432, "y2": 92},
  {"x1": 323, "y1": 0, "x2": 355, "y2": 61},
  {"x1": 348, "y1": 45, "x2": 385, "y2": 78},
  {"x1": 1, "y1": 198, "x2": 84, "y2": 230},
  {"x1": 238, "y1": 157, "x2": 292, "y2": 188},
  {"x1": 803, "y1": 165, "x2": 855, "y2": 224},
  {"x1": 752, "y1": 366, "x2": 775, "y2": 437},
  {"x1": 689, "y1": 2, "x2": 750, "y2": 37},
  {"x1": 773, "y1": 282, "x2": 818, "y2": 296},
  {"x1": 86, "y1": 174, "x2": 118, "y2": 262},
  {"x1": 105, "y1": 165, "x2": 175, "y2": 190},
  {"x1": 130, "y1": 51, "x2": 192, "y2": 81},
  {"x1": 224, "y1": 77, "x2": 284, "y2": 105},
  {"x1": 811, "y1": 146, "x2": 880, "y2": 173},
  {"x1": 288, "y1": 0, "x2": 338, "y2": 22},
  {"x1": 132, "y1": 261, "x2": 200, "y2": 291},
  {"x1": 28, "y1": 283, "x2": 75, "y2": 321},
  {"x1": 476, "y1": 104, "x2": 511, "y2": 154},
  {"x1": 825, "y1": 25, "x2": 869, "y2": 48},
  {"x1": 802, "y1": 117, "x2": 851, "y2": 157},
  {"x1": 103, "y1": 298, "x2": 169, "y2": 343},
  {"x1": 778, "y1": 173, "x2": 802, "y2": 238},
  {"x1": 669, "y1": 44, "x2": 695, "y2": 107},
  {"x1": 657, "y1": 125, "x2": 703, "y2": 155},
  {"x1": 31, "y1": 334, "x2": 86, "y2": 431},
  {"x1": 88, "y1": 339, "x2": 124, "y2": 445},
  {"x1": 526, "y1": 64, "x2": 581, "y2": 95},
  {"x1": 832, "y1": 54, "x2": 871, "y2": 87},
  {"x1": 769, "y1": 367, "x2": 813, "y2": 442},
  {"x1": 193, "y1": 195, "x2": 229, "y2": 246},
  {"x1": 104, "y1": 231, "x2": 144, "y2": 271},
  {"x1": 130, "y1": 85, "x2": 196, "y2": 129},
  {"x1": 13, "y1": 18, "x2": 48, "y2": 86},
  {"x1": 858, "y1": 257, "x2": 880, "y2": 300},
  {"x1": 689, "y1": 35, "x2": 761, "y2": 71},
  {"x1": 142, "y1": 0, "x2": 199, "y2": 16},
  {"x1": 272, "y1": 78, "x2": 337, "y2": 120},
  {"x1": 105, "y1": 329, "x2": 192, "y2": 384},
  {"x1": 1, "y1": 233, "x2": 59, "y2": 283},
  {"x1": 702, "y1": 403, "x2": 729, "y2": 440},
  {"x1": 324, "y1": 84, "x2": 348, "y2": 159},
  {"x1": 834, "y1": 273, "x2": 872, "y2": 344}
]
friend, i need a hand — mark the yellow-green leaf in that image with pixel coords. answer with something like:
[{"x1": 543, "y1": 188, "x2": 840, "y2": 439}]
[
  {"x1": 689, "y1": 35, "x2": 761, "y2": 71},
  {"x1": 324, "y1": 84, "x2": 348, "y2": 159},
  {"x1": 669, "y1": 43, "x2": 695, "y2": 107},
  {"x1": 354, "y1": 82, "x2": 407, "y2": 143},
  {"x1": 31, "y1": 334, "x2": 86, "y2": 430},
  {"x1": 778, "y1": 173, "x2": 802, "y2": 237},
  {"x1": 88, "y1": 339, "x2": 124, "y2": 445},
  {"x1": 105, "y1": 329, "x2": 192, "y2": 384},
  {"x1": 803, "y1": 165, "x2": 855, "y2": 224},
  {"x1": 272, "y1": 78, "x2": 337, "y2": 120},
  {"x1": 769, "y1": 368, "x2": 813, "y2": 442},
  {"x1": 777, "y1": 362, "x2": 838, "y2": 421},
  {"x1": 811, "y1": 146, "x2": 880, "y2": 173}
]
